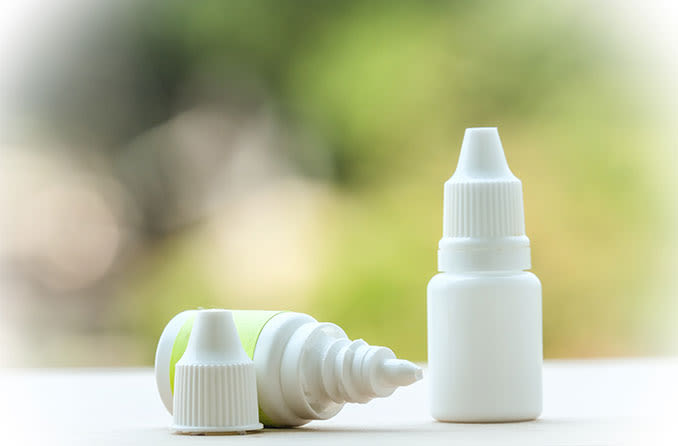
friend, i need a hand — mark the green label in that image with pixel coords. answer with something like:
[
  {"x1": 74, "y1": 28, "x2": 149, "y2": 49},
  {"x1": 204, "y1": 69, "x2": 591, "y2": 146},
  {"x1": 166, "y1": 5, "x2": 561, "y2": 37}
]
[
  {"x1": 169, "y1": 314, "x2": 195, "y2": 395},
  {"x1": 169, "y1": 310, "x2": 283, "y2": 426}
]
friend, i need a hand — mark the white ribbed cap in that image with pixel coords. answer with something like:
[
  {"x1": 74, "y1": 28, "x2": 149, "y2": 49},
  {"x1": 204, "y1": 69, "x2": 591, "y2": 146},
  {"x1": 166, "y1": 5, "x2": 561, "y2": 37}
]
[
  {"x1": 172, "y1": 309, "x2": 263, "y2": 434},
  {"x1": 438, "y1": 128, "x2": 531, "y2": 272}
]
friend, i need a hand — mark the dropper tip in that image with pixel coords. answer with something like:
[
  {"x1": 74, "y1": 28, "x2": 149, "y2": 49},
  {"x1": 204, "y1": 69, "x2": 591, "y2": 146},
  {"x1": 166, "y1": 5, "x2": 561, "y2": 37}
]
[
  {"x1": 380, "y1": 359, "x2": 423, "y2": 387},
  {"x1": 453, "y1": 127, "x2": 515, "y2": 180}
]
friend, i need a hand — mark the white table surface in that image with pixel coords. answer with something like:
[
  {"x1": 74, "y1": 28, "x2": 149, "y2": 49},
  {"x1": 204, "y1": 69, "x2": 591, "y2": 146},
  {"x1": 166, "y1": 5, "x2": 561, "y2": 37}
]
[{"x1": 1, "y1": 359, "x2": 677, "y2": 446}]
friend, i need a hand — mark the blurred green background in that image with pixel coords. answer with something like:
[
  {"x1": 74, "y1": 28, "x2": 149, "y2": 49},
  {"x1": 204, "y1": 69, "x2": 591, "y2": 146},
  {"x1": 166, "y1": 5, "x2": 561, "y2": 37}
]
[{"x1": 0, "y1": 0, "x2": 676, "y2": 366}]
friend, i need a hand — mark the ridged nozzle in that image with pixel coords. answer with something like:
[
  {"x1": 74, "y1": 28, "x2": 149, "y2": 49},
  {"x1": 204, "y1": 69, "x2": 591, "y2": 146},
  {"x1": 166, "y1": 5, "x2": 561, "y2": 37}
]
[{"x1": 322, "y1": 339, "x2": 422, "y2": 404}]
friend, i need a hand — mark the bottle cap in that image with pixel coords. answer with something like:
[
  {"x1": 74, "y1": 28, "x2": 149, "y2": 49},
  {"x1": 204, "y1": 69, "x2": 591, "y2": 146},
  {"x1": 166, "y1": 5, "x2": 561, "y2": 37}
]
[
  {"x1": 172, "y1": 309, "x2": 263, "y2": 434},
  {"x1": 438, "y1": 127, "x2": 531, "y2": 272}
]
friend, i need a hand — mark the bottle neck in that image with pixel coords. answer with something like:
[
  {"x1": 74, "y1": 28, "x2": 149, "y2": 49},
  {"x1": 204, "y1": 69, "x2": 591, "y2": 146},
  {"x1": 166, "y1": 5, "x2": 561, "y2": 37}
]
[
  {"x1": 437, "y1": 235, "x2": 531, "y2": 273},
  {"x1": 279, "y1": 321, "x2": 398, "y2": 421}
]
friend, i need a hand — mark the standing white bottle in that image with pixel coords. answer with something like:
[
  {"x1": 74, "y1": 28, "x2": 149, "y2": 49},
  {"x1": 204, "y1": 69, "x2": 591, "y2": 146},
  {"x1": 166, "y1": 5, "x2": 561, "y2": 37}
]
[{"x1": 427, "y1": 127, "x2": 543, "y2": 422}]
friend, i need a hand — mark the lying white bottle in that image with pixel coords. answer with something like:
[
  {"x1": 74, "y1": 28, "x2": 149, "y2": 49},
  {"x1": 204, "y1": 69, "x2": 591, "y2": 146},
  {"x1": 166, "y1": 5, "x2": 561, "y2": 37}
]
[
  {"x1": 427, "y1": 127, "x2": 543, "y2": 422},
  {"x1": 156, "y1": 310, "x2": 422, "y2": 427}
]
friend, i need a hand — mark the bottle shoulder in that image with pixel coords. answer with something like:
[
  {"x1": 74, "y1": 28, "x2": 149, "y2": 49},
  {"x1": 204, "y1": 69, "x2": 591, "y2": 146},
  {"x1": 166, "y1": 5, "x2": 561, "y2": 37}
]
[{"x1": 428, "y1": 271, "x2": 541, "y2": 294}]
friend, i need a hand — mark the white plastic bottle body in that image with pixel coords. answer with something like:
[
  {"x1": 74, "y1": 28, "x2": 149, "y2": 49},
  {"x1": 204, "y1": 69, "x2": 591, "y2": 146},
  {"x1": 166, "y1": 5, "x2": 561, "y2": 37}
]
[{"x1": 427, "y1": 270, "x2": 543, "y2": 422}]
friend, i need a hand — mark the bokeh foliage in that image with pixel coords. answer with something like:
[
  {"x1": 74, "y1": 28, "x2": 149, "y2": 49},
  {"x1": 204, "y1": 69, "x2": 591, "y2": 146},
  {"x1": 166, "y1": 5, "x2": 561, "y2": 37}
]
[{"x1": 4, "y1": 0, "x2": 673, "y2": 364}]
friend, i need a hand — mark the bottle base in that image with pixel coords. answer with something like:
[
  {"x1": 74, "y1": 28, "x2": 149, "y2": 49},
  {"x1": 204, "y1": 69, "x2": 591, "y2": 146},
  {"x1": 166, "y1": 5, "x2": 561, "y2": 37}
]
[
  {"x1": 431, "y1": 410, "x2": 541, "y2": 424},
  {"x1": 432, "y1": 416, "x2": 540, "y2": 424}
]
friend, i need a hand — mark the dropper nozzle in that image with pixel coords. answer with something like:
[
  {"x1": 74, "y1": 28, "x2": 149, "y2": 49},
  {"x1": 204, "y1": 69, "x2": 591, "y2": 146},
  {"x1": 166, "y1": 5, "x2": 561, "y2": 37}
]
[
  {"x1": 379, "y1": 359, "x2": 423, "y2": 387},
  {"x1": 316, "y1": 338, "x2": 423, "y2": 406},
  {"x1": 452, "y1": 127, "x2": 516, "y2": 180}
]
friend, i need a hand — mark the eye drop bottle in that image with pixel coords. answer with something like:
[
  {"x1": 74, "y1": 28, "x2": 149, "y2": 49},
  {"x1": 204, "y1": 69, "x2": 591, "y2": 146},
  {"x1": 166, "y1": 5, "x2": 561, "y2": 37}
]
[
  {"x1": 427, "y1": 127, "x2": 543, "y2": 422},
  {"x1": 156, "y1": 310, "x2": 422, "y2": 427}
]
